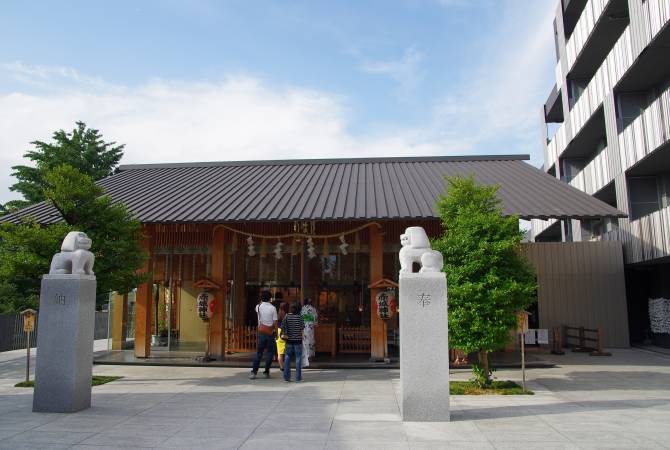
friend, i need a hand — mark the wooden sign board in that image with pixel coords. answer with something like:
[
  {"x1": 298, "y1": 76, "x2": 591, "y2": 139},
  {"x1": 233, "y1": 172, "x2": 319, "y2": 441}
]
[
  {"x1": 516, "y1": 311, "x2": 530, "y2": 334},
  {"x1": 24, "y1": 315, "x2": 35, "y2": 332},
  {"x1": 21, "y1": 309, "x2": 37, "y2": 333}
]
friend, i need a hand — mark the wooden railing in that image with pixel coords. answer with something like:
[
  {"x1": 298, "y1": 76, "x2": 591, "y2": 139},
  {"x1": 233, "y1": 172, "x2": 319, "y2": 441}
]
[
  {"x1": 561, "y1": 325, "x2": 611, "y2": 356},
  {"x1": 225, "y1": 325, "x2": 373, "y2": 354},
  {"x1": 225, "y1": 326, "x2": 257, "y2": 353},
  {"x1": 338, "y1": 326, "x2": 371, "y2": 353}
]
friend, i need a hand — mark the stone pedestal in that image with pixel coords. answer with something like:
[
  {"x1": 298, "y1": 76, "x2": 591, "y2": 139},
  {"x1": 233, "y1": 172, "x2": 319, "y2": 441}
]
[
  {"x1": 33, "y1": 274, "x2": 96, "y2": 413},
  {"x1": 399, "y1": 271, "x2": 449, "y2": 421}
]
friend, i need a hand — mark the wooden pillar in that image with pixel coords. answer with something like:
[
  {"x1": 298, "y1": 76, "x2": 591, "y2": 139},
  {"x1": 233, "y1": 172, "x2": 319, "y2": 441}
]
[
  {"x1": 233, "y1": 241, "x2": 246, "y2": 327},
  {"x1": 135, "y1": 230, "x2": 154, "y2": 358},
  {"x1": 111, "y1": 293, "x2": 128, "y2": 350},
  {"x1": 369, "y1": 225, "x2": 387, "y2": 361},
  {"x1": 300, "y1": 240, "x2": 306, "y2": 302},
  {"x1": 210, "y1": 226, "x2": 227, "y2": 359}
]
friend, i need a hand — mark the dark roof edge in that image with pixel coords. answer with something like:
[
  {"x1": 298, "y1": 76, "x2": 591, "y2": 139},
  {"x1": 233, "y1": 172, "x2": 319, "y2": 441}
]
[{"x1": 118, "y1": 154, "x2": 531, "y2": 171}]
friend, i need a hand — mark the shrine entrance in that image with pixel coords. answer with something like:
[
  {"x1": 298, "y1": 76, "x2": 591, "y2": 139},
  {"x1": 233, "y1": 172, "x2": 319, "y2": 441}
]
[{"x1": 105, "y1": 219, "x2": 441, "y2": 364}]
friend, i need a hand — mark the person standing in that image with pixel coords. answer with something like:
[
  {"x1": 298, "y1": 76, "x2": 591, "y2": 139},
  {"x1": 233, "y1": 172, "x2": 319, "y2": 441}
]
[
  {"x1": 276, "y1": 301, "x2": 289, "y2": 371},
  {"x1": 249, "y1": 290, "x2": 277, "y2": 379},
  {"x1": 282, "y1": 302, "x2": 305, "y2": 382},
  {"x1": 300, "y1": 298, "x2": 318, "y2": 367}
]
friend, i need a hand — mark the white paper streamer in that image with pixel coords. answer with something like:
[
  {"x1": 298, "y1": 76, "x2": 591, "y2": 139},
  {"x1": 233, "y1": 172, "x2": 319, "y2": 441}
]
[{"x1": 649, "y1": 298, "x2": 670, "y2": 334}]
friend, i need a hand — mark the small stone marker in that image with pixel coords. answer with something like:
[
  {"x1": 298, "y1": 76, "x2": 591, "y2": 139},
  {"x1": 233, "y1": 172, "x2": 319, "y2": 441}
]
[
  {"x1": 33, "y1": 231, "x2": 97, "y2": 413},
  {"x1": 399, "y1": 226, "x2": 449, "y2": 421}
]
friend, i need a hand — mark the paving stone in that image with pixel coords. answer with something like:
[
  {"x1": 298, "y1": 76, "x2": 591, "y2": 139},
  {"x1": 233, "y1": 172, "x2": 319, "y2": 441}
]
[{"x1": 0, "y1": 347, "x2": 669, "y2": 449}]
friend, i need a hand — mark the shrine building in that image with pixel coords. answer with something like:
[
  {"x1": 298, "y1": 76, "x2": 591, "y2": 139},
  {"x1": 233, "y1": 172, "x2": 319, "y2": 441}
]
[{"x1": 2, "y1": 155, "x2": 631, "y2": 362}]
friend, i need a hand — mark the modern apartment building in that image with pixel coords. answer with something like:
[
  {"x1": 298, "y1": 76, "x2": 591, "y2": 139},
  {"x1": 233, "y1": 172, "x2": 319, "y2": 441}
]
[{"x1": 532, "y1": 0, "x2": 670, "y2": 346}]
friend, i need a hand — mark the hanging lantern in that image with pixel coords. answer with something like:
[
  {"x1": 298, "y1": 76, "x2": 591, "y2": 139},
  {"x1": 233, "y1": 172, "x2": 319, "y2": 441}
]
[
  {"x1": 339, "y1": 235, "x2": 349, "y2": 255},
  {"x1": 274, "y1": 240, "x2": 284, "y2": 260},
  {"x1": 196, "y1": 291, "x2": 215, "y2": 320},
  {"x1": 247, "y1": 236, "x2": 256, "y2": 257},
  {"x1": 306, "y1": 237, "x2": 316, "y2": 259},
  {"x1": 375, "y1": 290, "x2": 396, "y2": 320}
]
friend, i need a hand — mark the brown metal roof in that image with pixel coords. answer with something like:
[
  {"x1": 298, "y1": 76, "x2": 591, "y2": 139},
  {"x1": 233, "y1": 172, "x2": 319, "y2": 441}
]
[{"x1": 1, "y1": 155, "x2": 626, "y2": 224}]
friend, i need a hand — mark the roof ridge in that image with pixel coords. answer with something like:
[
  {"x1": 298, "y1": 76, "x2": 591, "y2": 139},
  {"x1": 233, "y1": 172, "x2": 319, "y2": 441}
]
[{"x1": 118, "y1": 154, "x2": 530, "y2": 171}]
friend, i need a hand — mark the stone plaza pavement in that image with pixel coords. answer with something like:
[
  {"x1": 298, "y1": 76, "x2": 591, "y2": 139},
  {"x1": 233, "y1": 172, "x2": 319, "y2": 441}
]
[{"x1": 0, "y1": 347, "x2": 669, "y2": 449}]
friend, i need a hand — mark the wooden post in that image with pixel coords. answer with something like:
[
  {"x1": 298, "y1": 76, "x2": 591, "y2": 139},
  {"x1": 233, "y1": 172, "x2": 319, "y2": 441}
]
[
  {"x1": 521, "y1": 332, "x2": 526, "y2": 392},
  {"x1": 590, "y1": 328, "x2": 612, "y2": 356},
  {"x1": 233, "y1": 241, "x2": 246, "y2": 328},
  {"x1": 551, "y1": 327, "x2": 565, "y2": 355},
  {"x1": 209, "y1": 226, "x2": 227, "y2": 359},
  {"x1": 134, "y1": 229, "x2": 154, "y2": 358},
  {"x1": 111, "y1": 293, "x2": 128, "y2": 350},
  {"x1": 369, "y1": 225, "x2": 387, "y2": 361}
]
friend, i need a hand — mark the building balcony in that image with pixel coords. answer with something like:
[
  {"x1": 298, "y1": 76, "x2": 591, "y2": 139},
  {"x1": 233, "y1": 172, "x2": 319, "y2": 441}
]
[
  {"x1": 615, "y1": 1, "x2": 670, "y2": 93},
  {"x1": 545, "y1": 123, "x2": 567, "y2": 172},
  {"x1": 545, "y1": 84, "x2": 564, "y2": 123},
  {"x1": 568, "y1": 145, "x2": 613, "y2": 195},
  {"x1": 563, "y1": 0, "x2": 588, "y2": 38},
  {"x1": 566, "y1": 25, "x2": 633, "y2": 143},
  {"x1": 565, "y1": 0, "x2": 629, "y2": 80},
  {"x1": 600, "y1": 204, "x2": 670, "y2": 264},
  {"x1": 530, "y1": 218, "x2": 560, "y2": 242},
  {"x1": 618, "y1": 88, "x2": 670, "y2": 173},
  {"x1": 544, "y1": 26, "x2": 634, "y2": 172}
]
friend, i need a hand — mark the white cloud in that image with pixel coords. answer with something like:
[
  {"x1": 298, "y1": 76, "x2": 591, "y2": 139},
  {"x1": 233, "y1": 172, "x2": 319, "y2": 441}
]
[
  {"x1": 360, "y1": 46, "x2": 424, "y2": 94},
  {"x1": 0, "y1": 1, "x2": 557, "y2": 204},
  {"x1": 430, "y1": 1, "x2": 556, "y2": 166},
  {"x1": 0, "y1": 67, "x2": 443, "y2": 204}
]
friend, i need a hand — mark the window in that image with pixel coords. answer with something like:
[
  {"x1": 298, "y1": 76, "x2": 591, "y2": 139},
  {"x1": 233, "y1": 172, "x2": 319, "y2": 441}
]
[
  {"x1": 628, "y1": 177, "x2": 660, "y2": 220},
  {"x1": 561, "y1": 158, "x2": 586, "y2": 183},
  {"x1": 568, "y1": 78, "x2": 588, "y2": 108},
  {"x1": 617, "y1": 92, "x2": 648, "y2": 131}
]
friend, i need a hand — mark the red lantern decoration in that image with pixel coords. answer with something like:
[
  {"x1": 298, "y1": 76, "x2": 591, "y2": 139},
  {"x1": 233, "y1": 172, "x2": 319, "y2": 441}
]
[
  {"x1": 197, "y1": 291, "x2": 214, "y2": 320},
  {"x1": 375, "y1": 291, "x2": 396, "y2": 320}
]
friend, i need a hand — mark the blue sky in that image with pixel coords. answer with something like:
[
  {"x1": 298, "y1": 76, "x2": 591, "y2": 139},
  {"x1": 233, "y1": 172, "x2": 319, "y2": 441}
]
[{"x1": 0, "y1": 0, "x2": 557, "y2": 204}]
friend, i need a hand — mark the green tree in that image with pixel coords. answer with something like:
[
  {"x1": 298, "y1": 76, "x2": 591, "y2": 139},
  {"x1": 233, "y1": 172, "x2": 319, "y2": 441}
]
[
  {"x1": 7, "y1": 121, "x2": 123, "y2": 210},
  {"x1": 0, "y1": 165, "x2": 146, "y2": 311},
  {"x1": 432, "y1": 175, "x2": 536, "y2": 387},
  {"x1": 0, "y1": 221, "x2": 73, "y2": 312}
]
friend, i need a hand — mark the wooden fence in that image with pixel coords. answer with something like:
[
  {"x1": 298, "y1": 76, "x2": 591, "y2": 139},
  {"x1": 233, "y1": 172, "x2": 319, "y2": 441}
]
[
  {"x1": 0, "y1": 311, "x2": 109, "y2": 352},
  {"x1": 225, "y1": 326, "x2": 258, "y2": 353},
  {"x1": 338, "y1": 326, "x2": 371, "y2": 353},
  {"x1": 224, "y1": 325, "x2": 373, "y2": 354}
]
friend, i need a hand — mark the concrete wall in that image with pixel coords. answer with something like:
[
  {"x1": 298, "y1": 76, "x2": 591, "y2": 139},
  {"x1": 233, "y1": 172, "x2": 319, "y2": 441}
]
[{"x1": 523, "y1": 241, "x2": 630, "y2": 347}]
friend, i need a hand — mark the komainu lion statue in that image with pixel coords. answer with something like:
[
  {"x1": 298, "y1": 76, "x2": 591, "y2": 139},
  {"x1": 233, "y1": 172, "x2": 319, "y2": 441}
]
[
  {"x1": 49, "y1": 231, "x2": 95, "y2": 275},
  {"x1": 399, "y1": 226, "x2": 443, "y2": 274}
]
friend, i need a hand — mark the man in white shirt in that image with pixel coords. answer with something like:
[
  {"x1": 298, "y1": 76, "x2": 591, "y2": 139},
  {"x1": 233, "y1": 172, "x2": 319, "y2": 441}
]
[{"x1": 250, "y1": 290, "x2": 278, "y2": 379}]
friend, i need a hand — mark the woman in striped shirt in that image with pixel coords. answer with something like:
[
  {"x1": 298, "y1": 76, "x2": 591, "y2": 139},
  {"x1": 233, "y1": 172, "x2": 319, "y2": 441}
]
[{"x1": 281, "y1": 302, "x2": 305, "y2": 382}]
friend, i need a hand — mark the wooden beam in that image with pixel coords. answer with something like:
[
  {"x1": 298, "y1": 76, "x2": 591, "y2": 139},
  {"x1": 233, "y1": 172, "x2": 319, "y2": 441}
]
[
  {"x1": 111, "y1": 293, "x2": 127, "y2": 350},
  {"x1": 233, "y1": 243, "x2": 246, "y2": 327},
  {"x1": 209, "y1": 226, "x2": 227, "y2": 359},
  {"x1": 369, "y1": 225, "x2": 387, "y2": 361},
  {"x1": 134, "y1": 229, "x2": 154, "y2": 358}
]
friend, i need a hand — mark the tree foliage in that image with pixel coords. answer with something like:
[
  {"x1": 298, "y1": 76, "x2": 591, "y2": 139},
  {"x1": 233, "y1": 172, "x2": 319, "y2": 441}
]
[
  {"x1": 43, "y1": 165, "x2": 147, "y2": 294},
  {"x1": 0, "y1": 165, "x2": 146, "y2": 312},
  {"x1": 0, "y1": 221, "x2": 73, "y2": 312},
  {"x1": 432, "y1": 175, "x2": 536, "y2": 386},
  {"x1": 7, "y1": 121, "x2": 123, "y2": 210}
]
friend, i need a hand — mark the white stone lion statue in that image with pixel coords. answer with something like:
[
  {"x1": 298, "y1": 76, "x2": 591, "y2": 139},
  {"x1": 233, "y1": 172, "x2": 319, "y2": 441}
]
[
  {"x1": 49, "y1": 231, "x2": 95, "y2": 275},
  {"x1": 399, "y1": 226, "x2": 443, "y2": 274}
]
